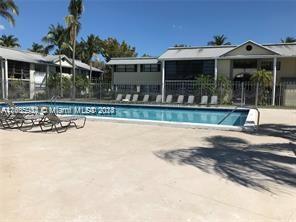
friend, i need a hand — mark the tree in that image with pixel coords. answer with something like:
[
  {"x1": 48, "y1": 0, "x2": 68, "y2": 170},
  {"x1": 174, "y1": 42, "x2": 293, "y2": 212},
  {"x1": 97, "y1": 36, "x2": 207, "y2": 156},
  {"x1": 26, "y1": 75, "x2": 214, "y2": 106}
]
[
  {"x1": 65, "y1": 0, "x2": 83, "y2": 99},
  {"x1": 251, "y1": 69, "x2": 273, "y2": 106},
  {"x1": 77, "y1": 34, "x2": 102, "y2": 64},
  {"x1": 0, "y1": 0, "x2": 19, "y2": 26},
  {"x1": 43, "y1": 24, "x2": 67, "y2": 97},
  {"x1": 28, "y1": 42, "x2": 50, "y2": 55},
  {"x1": 207, "y1": 35, "x2": 231, "y2": 46},
  {"x1": 0, "y1": 34, "x2": 20, "y2": 47},
  {"x1": 100, "y1": 37, "x2": 137, "y2": 62},
  {"x1": 281, "y1": 37, "x2": 296, "y2": 43},
  {"x1": 142, "y1": 53, "x2": 151, "y2": 57}
]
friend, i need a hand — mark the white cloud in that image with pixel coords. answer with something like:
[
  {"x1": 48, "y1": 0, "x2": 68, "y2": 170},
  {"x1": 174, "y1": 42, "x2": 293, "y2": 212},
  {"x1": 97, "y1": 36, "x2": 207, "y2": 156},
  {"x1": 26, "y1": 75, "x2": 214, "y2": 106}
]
[{"x1": 0, "y1": 25, "x2": 5, "y2": 30}]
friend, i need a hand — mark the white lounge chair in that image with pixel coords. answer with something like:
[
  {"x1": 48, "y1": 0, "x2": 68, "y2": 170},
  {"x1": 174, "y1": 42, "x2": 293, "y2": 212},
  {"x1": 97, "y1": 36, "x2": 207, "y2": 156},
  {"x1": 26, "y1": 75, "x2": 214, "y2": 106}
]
[
  {"x1": 142, "y1": 95, "x2": 149, "y2": 103},
  {"x1": 177, "y1": 95, "x2": 184, "y2": 104},
  {"x1": 166, "y1": 95, "x2": 173, "y2": 103},
  {"x1": 210, "y1": 96, "x2": 218, "y2": 105},
  {"x1": 115, "y1": 94, "x2": 123, "y2": 102},
  {"x1": 155, "y1": 95, "x2": 162, "y2": 103},
  {"x1": 122, "y1": 94, "x2": 131, "y2": 102},
  {"x1": 132, "y1": 94, "x2": 139, "y2": 102},
  {"x1": 200, "y1": 96, "x2": 208, "y2": 105},
  {"x1": 187, "y1": 95, "x2": 195, "y2": 104}
]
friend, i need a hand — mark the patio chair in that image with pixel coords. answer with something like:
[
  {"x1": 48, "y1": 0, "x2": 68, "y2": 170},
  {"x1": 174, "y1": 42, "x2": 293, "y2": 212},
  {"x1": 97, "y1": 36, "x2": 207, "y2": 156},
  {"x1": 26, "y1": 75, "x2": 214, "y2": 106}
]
[
  {"x1": 166, "y1": 95, "x2": 173, "y2": 103},
  {"x1": 155, "y1": 95, "x2": 162, "y2": 103},
  {"x1": 4, "y1": 99, "x2": 16, "y2": 109},
  {"x1": 115, "y1": 94, "x2": 123, "y2": 102},
  {"x1": 0, "y1": 111, "x2": 11, "y2": 128},
  {"x1": 177, "y1": 95, "x2": 184, "y2": 104},
  {"x1": 122, "y1": 94, "x2": 131, "y2": 102},
  {"x1": 0, "y1": 112, "x2": 43, "y2": 130},
  {"x1": 142, "y1": 94, "x2": 149, "y2": 103},
  {"x1": 187, "y1": 95, "x2": 195, "y2": 104},
  {"x1": 200, "y1": 96, "x2": 208, "y2": 105},
  {"x1": 39, "y1": 113, "x2": 86, "y2": 133},
  {"x1": 210, "y1": 95, "x2": 218, "y2": 105},
  {"x1": 132, "y1": 94, "x2": 139, "y2": 103},
  {"x1": 14, "y1": 113, "x2": 44, "y2": 131},
  {"x1": 3, "y1": 99, "x2": 20, "y2": 115}
]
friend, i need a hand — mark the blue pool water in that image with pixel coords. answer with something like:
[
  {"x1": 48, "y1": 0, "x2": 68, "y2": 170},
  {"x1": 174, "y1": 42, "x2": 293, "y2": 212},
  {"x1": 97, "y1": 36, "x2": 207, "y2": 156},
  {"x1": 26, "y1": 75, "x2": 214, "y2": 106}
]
[{"x1": 0, "y1": 102, "x2": 249, "y2": 127}]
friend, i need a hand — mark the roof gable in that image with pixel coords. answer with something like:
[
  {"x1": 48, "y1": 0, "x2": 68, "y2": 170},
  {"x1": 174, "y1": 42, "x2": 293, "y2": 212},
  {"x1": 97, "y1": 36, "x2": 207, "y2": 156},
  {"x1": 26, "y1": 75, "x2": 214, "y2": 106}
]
[
  {"x1": 53, "y1": 56, "x2": 73, "y2": 68},
  {"x1": 220, "y1": 41, "x2": 279, "y2": 57}
]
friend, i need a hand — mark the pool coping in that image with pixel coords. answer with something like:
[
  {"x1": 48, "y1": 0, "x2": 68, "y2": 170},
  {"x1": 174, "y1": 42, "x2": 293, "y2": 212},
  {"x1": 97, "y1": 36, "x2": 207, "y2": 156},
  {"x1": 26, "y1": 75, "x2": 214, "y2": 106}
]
[
  {"x1": 85, "y1": 116, "x2": 245, "y2": 131},
  {"x1": 1, "y1": 100, "x2": 250, "y2": 111}
]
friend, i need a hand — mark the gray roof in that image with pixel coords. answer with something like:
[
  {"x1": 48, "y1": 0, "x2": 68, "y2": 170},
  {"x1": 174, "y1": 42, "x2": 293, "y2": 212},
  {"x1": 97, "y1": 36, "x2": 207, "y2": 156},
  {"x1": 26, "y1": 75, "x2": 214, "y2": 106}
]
[
  {"x1": 158, "y1": 46, "x2": 234, "y2": 60},
  {"x1": 264, "y1": 44, "x2": 296, "y2": 56},
  {"x1": 107, "y1": 57, "x2": 159, "y2": 65},
  {"x1": 0, "y1": 46, "x2": 103, "y2": 73},
  {"x1": 0, "y1": 46, "x2": 52, "y2": 64},
  {"x1": 159, "y1": 41, "x2": 296, "y2": 60}
]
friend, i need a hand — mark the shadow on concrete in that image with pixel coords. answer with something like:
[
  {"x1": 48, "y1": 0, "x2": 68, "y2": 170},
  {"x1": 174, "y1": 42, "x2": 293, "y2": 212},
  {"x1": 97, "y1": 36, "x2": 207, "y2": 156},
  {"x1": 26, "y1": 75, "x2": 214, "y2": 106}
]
[
  {"x1": 154, "y1": 136, "x2": 296, "y2": 192},
  {"x1": 253, "y1": 124, "x2": 296, "y2": 142}
]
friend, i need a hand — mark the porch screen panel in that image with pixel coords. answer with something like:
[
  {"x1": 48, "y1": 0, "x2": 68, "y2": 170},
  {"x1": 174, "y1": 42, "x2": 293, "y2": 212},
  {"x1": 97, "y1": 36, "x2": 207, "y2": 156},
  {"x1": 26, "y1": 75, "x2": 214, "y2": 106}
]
[
  {"x1": 8, "y1": 60, "x2": 30, "y2": 79},
  {"x1": 165, "y1": 60, "x2": 214, "y2": 80}
]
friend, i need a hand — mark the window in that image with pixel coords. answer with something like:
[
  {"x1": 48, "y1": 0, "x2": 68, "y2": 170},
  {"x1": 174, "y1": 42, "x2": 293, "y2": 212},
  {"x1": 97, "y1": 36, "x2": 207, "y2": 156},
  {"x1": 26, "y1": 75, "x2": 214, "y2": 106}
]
[
  {"x1": 126, "y1": 65, "x2": 137, "y2": 72},
  {"x1": 233, "y1": 59, "x2": 257, "y2": 69},
  {"x1": 56, "y1": 67, "x2": 72, "y2": 74},
  {"x1": 165, "y1": 60, "x2": 214, "y2": 80},
  {"x1": 114, "y1": 65, "x2": 137, "y2": 72},
  {"x1": 35, "y1": 64, "x2": 47, "y2": 73},
  {"x1": 115, "y1": 65, "x2": 126, "y2": 72},
  {"x1": 261, "y1": 61, "x2": 281, "y2": 71},
  {"x1": 140, "y1": 64, "x2": 161, "y2": 72},
  {"x1": 8, "y1": 60, "x2": 30, "y2": 79},
  {"x1": 246, "y1": 45, "x2": 253, "y2": 51}
]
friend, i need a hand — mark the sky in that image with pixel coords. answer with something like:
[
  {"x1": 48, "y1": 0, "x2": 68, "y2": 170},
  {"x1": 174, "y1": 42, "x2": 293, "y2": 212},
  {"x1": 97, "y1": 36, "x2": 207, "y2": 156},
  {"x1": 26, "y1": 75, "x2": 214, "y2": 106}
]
[{"x1": 1, "y1": 0, "x2": 296, "y2": 58}]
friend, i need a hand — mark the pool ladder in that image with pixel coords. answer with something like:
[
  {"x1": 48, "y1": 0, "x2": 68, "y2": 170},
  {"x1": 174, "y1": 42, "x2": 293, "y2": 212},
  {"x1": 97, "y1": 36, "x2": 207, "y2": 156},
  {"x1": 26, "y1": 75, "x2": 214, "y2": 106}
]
[
  {"x1": 50, "y1": 96, "x2": 60, "y2": 106},
  {"x1": 218, "y1": 105, "x2": 260, "y2": 128}
]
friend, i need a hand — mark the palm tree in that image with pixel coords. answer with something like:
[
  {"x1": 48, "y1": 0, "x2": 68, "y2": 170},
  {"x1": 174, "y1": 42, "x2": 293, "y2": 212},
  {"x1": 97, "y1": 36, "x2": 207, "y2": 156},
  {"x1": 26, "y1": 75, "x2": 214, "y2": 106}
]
[
  {"x1": 78, "y1": 35, "x2": 102, "y2": 83},
  {"x1": 0, "y1": 34, "x2": 20, "y2": 47},
  {"x1": 78, "y1": 34, "x2": 102, "y2": 63},
  {"x1": 43, "y1": 24, "x2": 67, "y2": 97},
  {"x1": 281, "y1": 36, "x2": 296, "y2": 43},
  {"x1": 251, "y1": 69, "x2": 273, "y2": 106},
  {"x1": 0, "y1": 0, "x2": 19, "y2": 26},
  {"x1": 65, "y1": 0, "x2": 83, "y2": 99},
  {"x1": 207, "y1": 34, "x2": 231, "y2": 46},
  {"x1": 28, "y1": 42, "x2": 50, "y2": 55}
]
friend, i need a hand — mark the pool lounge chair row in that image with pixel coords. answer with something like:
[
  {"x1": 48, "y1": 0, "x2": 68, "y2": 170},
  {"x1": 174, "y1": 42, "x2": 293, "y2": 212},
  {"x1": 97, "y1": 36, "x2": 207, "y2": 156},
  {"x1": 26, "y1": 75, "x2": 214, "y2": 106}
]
[
  {"x1": 0, "y1": 100, "x2": 86, "y2": 133},
  {"x1": 115, "y1": 94, "x2": 218, "y2": 105},
  {"x1": 0, "y1": 110, "x2": 86, "y2": 133}
]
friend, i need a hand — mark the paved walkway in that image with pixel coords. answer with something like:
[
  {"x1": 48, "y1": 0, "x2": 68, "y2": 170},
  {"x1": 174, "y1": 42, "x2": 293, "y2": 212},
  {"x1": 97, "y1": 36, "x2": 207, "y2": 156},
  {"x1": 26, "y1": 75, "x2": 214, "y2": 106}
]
[{"x1": 0, "y1": 108, "x2": 295, "y2": 221}]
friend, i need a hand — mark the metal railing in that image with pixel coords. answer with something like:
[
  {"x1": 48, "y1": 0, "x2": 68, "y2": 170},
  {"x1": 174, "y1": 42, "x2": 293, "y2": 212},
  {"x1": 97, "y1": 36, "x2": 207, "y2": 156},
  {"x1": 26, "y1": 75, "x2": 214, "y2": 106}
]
[{"x1": 1, "y1": 79, "x2": 295, "y2": 107}]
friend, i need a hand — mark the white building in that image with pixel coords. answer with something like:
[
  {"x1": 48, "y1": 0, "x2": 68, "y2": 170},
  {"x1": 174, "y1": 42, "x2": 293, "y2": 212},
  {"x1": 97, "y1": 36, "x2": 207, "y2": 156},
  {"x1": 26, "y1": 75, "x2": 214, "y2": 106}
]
[
  {"x1": 0, "y1": 46, "x2": 103, "y2": 99},
  {"x1": 107, "y1": 40, "x2": 296, "y2": 105}
]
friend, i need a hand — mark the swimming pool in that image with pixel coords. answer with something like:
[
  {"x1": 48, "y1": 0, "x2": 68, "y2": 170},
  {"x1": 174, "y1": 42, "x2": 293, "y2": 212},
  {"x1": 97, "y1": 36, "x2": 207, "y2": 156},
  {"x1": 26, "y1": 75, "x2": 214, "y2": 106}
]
[{"x1": 0, "y1": 101, "x2": 253, "y2": 130}]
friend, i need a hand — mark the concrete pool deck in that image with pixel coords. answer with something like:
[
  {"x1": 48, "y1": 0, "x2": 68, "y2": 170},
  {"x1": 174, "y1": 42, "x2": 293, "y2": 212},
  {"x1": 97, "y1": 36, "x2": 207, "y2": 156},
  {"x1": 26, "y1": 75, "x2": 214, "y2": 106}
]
[{"x1": 0, "y1": 108, "x2": 295, "y2": 221}]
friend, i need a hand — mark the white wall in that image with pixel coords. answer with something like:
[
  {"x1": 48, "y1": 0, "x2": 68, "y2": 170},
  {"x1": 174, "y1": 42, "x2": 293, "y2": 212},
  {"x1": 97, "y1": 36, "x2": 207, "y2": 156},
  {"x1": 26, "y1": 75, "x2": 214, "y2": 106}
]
[
  {"x1": 217, "y1": 60, "x2": 231, "y2": 78},
  {"x1": 113, "y1": 72, "x2": 162, "y2": 84},
  {"x1": 277, "y1": 58, "x2": 296, "y2": 80}
]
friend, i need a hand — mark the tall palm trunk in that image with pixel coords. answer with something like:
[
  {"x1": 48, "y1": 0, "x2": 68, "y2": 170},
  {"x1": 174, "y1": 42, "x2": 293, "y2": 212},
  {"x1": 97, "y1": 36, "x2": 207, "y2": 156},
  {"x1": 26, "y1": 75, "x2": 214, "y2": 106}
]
[
  {"x1": 72, "y1": 26, "x2": 77, "y2": 99},
  {"x1": 59, "y1": 55, "x2": 63, "y2": 97},
  {"x1": 89, "y1": 61, "x2": 92, "y2": 98}
]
